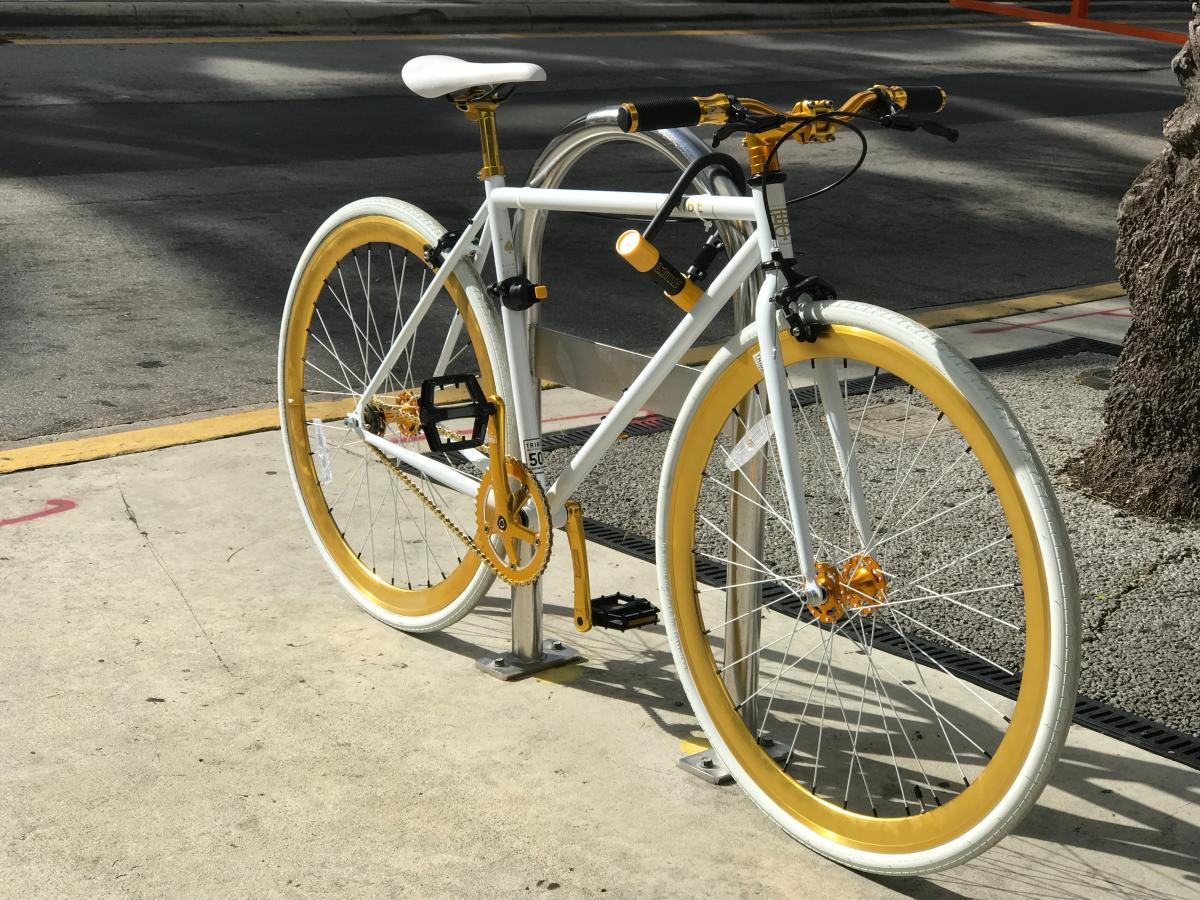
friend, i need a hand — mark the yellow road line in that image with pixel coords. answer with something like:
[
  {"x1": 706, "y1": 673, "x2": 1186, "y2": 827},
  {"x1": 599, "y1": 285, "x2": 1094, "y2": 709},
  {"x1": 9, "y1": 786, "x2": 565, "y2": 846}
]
[
  {"x1": 0, "y1": 407, "x2": 279, "y2": 475},
  {"x1": 7, "y1": 18, "x2": 1026, "y2": 47},
  {"x1": 0, "y1": 280, "x2": 1124, "y2": 476},
  {"x1": 909, "y1": 280, "x2": 1123, "y2": 329},
  {"x1": 1027, "y1": 18, "x2": 1186, "y2": 27},
  {"x1": 676, "y1": 281, "x2": 1124, "y2": 368}
]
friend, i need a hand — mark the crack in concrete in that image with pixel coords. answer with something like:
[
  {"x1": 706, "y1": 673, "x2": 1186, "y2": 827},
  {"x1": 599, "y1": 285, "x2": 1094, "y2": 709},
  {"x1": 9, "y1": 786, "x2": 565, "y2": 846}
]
[
  {"x1": 1090, "y1": 544, "x2": 1198, "y2": 637},
  {"x1": 115, "y1": 473, "x2": 233, "y2": 677}
]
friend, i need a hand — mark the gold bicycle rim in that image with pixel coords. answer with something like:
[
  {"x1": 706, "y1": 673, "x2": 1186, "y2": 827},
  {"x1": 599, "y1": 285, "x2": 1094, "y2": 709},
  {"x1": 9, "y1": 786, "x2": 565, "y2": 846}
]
[
  {"x1": 281, "y1": 216, "x2": 494, "y2": 618},
  {"x1": 665, "y1": 326, "x2": 1050, "y2": 853}
]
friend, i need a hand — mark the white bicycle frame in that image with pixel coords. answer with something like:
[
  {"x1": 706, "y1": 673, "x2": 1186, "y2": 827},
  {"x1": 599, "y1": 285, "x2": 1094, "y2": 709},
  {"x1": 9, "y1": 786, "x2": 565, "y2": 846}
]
[{"x1": 350, "y1": 172, "x2": 873, "y2": 606}]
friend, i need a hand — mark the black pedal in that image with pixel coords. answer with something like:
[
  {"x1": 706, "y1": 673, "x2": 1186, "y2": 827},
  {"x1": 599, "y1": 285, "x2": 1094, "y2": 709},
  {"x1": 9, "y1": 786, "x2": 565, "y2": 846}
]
[
  {"x1": 418, "y1": 374, "x2": 494, "y2": 453},
  {"x1": 591, "y1": 593, "x2": 660, "y2": 632}
]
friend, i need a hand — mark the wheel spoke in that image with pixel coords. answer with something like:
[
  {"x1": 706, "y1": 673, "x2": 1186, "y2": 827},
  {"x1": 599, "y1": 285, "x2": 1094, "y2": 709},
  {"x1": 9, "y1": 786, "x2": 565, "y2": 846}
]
[
  {"x1": 283, "y1": 222, "x2": 499, "y2": 629},
  {"x1": 666, "y1": 326, "x2": 1064, "y2": 841}
]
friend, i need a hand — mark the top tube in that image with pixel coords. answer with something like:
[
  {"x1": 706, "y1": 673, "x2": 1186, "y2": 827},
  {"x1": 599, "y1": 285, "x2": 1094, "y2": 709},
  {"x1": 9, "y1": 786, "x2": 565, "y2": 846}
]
[{"x1": 486, "y1": 186, "x2": 758, "y2": 223}]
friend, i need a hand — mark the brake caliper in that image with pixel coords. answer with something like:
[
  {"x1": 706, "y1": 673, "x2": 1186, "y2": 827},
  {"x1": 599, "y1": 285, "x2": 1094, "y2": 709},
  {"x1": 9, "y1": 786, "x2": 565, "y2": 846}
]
[{"x1": 767, "y1": 253, "x2": 836, "y2": 343}]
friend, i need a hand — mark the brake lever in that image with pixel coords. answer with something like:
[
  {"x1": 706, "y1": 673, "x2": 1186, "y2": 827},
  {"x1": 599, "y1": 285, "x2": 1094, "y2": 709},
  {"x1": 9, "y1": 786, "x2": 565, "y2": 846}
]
[
  {"x1": 710, "y1": 121, "x2": 744, "y2": 147},
  {"x1": 878, "y1": 110, "x2": 959, "y2": 143},
  {"x1": 919, "y1": 119, "x2": 959, "y2": 143},
  {"x1": 878, "y1": 112, "x2": 918, "y2": 132},
  {"x1": 711, "y1": 96, "x2": 789, "y2": 148}
]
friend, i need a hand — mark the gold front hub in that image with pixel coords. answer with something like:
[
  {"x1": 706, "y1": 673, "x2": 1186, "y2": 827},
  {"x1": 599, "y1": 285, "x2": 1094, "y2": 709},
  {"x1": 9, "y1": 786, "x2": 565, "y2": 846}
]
[
  {"x1": 842, "y1": 553, "x2": 886, "y2": 615},
  {"x1": 805, "y1": 553, "x2": 887, "y2": 623},
  {"x1": 808, "y1": 561, "x2": 846, "y2": 624}
]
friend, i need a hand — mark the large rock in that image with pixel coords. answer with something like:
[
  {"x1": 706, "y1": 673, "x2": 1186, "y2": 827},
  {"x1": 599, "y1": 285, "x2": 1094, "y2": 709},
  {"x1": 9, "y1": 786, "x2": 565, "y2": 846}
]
[{"x1": 1073, "y1": 6, "x2": 1200, "y2": 520}]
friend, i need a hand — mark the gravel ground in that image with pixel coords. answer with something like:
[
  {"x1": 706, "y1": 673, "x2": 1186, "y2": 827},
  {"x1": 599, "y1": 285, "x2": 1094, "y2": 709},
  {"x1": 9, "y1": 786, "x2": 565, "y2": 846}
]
[{"x1": 543, "y1": 350, "x2": 1200, "y2": 738}]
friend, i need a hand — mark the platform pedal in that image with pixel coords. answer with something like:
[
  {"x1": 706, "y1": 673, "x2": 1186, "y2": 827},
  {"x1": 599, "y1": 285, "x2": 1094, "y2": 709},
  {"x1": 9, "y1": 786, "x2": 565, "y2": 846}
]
[
  {"x1": 418, "y1": 373, "x2": 494, "y2": 452},
  {"x1": 590, "y1": 593, "x2": 660, "y2": 632}
]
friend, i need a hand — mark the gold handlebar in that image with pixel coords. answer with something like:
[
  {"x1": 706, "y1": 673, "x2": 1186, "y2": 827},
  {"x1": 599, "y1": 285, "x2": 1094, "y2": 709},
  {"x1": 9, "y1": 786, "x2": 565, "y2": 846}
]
[{"x1": 621, "y1": 85, "x2": 948, "y2": 174}]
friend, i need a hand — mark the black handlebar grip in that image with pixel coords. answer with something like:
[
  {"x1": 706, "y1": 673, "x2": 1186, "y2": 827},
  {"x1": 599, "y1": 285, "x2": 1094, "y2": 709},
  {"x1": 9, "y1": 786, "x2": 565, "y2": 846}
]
[
  {"x1": 618, "y1": 97, "x2": 702, "y2": 133},
  {"x1": 900, "y1": 86, "x2": 948, "y2": 115}
]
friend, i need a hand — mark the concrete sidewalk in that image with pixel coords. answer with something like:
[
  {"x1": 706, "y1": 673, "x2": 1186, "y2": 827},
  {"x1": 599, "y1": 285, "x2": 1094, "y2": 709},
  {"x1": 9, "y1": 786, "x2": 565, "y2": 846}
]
[
  {"x1": 3, "y1": 299, "x2": 1200, "y2": 898},
  {"x1": 0, "y1": 0, "x2": 1185, "y2": 36},
  {"x1": 3, "y1": 426, "x2": 1199, "y2": 898}
]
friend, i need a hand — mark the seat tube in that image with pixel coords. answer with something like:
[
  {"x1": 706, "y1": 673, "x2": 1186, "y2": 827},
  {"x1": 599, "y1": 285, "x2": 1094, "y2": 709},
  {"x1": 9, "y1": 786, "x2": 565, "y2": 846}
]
[
  {"x1": 485, "y1": 176, "x2": 543, "y2": 471},
  {"x1": 470, "y1": 104, "x2": 577, "y2": 680}
]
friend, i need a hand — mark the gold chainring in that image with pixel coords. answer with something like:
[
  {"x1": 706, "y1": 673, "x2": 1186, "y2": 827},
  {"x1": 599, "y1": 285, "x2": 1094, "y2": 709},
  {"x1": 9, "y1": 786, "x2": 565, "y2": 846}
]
[{"x1": 476, "y1": 456, "x2": 552, "y2": 585}]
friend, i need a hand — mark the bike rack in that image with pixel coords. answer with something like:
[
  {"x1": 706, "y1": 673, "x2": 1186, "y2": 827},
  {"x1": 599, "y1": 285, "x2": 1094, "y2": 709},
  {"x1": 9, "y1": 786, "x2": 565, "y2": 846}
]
[{"x1": 476, "y1": 108, "x2": 772, "y2": 781}]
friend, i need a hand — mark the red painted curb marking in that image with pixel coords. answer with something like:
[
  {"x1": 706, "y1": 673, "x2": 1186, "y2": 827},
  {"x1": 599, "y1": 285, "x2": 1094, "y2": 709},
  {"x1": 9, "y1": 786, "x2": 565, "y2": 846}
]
[
  {"x1": 0, "y1": 498, "x2": 78, "y2": 527},
  {"x1": 972, "y1": 305, "x2": 1131, "y2": 335}
]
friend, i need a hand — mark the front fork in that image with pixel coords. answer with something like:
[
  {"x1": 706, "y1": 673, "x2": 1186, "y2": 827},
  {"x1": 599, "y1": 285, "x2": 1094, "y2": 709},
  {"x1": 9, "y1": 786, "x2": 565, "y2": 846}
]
[
  {"x1": 751, "y1": 280, "x2": 872, "y2": 578},
  {"x1": 726, "y1": 185, "x2": 874, "y2": 732},
  {"x1": 754, "y1": 272, "x2": 824, "y2": 596}
]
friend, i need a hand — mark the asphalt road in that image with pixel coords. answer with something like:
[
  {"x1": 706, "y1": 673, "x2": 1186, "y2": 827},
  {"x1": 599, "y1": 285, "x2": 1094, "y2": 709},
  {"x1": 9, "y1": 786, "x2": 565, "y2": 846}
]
[{"x1": 0, "y1": 20, "x2": 1182, "y2": 441}]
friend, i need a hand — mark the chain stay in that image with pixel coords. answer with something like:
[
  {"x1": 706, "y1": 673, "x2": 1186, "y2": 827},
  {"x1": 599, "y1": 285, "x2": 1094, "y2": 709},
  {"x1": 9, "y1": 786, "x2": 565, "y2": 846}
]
[{"x1": 363, "y1": 434, "x2": 548, "y2": 586}]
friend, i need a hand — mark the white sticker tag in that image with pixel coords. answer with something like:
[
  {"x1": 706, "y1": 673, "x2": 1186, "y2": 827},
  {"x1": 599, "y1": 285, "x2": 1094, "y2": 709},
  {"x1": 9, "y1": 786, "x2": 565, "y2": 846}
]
[
  {"x1": 522, "y1": 437, "x2": 545, "y2": 474},
  {"x1": 312, "y1": 419, "x2": 333, "y2": 485},
  {"x1": 725, "y1": 416, "x2": 773, "y2": 472}
]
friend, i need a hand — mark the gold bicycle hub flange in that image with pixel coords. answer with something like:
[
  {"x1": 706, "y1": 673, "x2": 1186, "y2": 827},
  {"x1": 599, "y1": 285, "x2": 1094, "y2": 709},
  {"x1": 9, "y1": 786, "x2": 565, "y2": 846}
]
[
  {"x1": 805, "y1": 554, "x2": 887, "y2": 623},
  {"x1": 841, "y1": 553, "x2": 886, "y2": 615},
  {"x1": 808, "y1": 561, "x2": 845, "y2": 624}
]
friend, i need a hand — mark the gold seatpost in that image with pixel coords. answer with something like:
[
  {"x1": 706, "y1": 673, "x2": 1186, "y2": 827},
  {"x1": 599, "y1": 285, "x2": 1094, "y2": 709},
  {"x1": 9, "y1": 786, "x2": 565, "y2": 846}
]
[{"x1": 458, "y1": 99, "x2": 505, "y2": 180}]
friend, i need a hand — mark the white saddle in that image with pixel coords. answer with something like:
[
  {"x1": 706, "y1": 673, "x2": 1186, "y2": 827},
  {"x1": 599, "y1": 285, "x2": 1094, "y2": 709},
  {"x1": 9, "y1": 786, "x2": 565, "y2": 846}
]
[{"x1": 402, "y1": 54, "x2": 546, "y2": 99}]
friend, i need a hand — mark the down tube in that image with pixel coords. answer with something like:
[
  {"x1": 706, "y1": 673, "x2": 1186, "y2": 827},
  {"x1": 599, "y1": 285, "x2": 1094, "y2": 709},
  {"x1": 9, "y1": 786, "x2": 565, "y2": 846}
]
[{"x1": 544, "y1": 229, "x2": 763, "y2": 516}]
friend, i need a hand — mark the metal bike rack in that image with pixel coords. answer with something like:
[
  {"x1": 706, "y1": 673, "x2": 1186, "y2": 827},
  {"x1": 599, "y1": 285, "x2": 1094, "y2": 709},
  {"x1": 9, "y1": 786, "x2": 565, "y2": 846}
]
[
  {"x1": 519, "y1": 108, "x2": 754, "y2": 418},
  {"x1": 477, "y1": 107, "x2": 773, "y2": 781}
]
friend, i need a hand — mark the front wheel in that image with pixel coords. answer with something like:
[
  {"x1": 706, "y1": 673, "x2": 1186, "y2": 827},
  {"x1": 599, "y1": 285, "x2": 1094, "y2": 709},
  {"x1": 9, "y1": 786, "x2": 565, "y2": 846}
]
[
  {"x1": 279, "y1": 197, "x2": 510, "y2": 633},
  {"x1": 658, "y1": 301, "x2": 1079, "y2": 874}
]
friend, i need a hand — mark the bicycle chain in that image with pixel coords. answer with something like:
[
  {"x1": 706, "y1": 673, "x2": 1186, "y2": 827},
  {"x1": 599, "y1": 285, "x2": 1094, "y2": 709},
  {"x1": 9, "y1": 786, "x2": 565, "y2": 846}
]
[{"x1": 362, "y1": 430, "x2": 550, "y2": 587}]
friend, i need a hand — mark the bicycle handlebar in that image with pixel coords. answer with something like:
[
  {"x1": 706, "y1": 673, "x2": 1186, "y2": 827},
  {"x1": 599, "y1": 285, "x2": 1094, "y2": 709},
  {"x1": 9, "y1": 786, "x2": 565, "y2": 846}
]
[
  {"x1": 899, "y1": 85, "x2": 948, "y2": 116},
  {"x1": 616, "y1": 96, "x2": 705, "y2": 134},
  {"x1": 616, "y1": 85, "x2": 948, "y2": 135}
]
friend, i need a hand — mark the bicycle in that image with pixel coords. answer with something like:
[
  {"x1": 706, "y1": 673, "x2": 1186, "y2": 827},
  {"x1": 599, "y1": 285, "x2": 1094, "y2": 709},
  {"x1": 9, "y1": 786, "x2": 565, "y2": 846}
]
[{"x1": 278, "y1": 54, "x2": 1080, "y2": 875}]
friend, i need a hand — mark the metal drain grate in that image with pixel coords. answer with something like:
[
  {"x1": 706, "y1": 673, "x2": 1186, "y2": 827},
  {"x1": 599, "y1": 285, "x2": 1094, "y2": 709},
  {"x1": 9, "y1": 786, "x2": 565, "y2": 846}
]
[
  {"x1": 579, "y1": 516, "x2": 1200, "y2": 771},
  {"x1": 565, "y1": 336, "x2": 1200, "y2": 771},
  {"x1": 542, "y1": 411, "x2": 675, "y2": 453},
  {"x1": 542, "y1": 336, "x2": 1121, "y2": 454}
]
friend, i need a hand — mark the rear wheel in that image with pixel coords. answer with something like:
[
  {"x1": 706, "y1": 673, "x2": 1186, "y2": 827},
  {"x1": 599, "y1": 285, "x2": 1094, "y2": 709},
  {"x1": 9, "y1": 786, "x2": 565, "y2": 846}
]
[
  {"x1": 659, "y1": 301, "x2": 1078, "y2": 874},
  {"x1": 279, "y1": 198, "x2": 509, "y2": 632}
]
